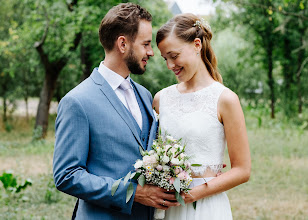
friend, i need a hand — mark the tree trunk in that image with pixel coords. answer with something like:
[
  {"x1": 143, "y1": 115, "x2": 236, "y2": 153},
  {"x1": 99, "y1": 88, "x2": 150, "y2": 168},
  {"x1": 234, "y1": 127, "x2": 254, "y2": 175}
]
[
  {"x1": 35, "y1": 70, "x2": 59, "y2": 138},
  {"x1": 267, "y1": 41, "x2": 275, "y2": 119},
  {"x1": 297, "y1": 28, "x2": 305, "y2": 114},
  {"x1": 3, "y1": 96, "x2": 7, "y2": 124},
  {"x1": 80, "y1": 43, "x2": 92, "y2": 82},
  {"x1": 25, "y1": 97, "x2": 29, "y2": 121}
]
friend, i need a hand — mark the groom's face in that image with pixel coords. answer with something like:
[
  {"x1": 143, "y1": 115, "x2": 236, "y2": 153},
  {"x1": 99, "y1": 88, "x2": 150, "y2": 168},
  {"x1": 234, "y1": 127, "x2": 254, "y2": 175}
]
[{"x1": 125, "y1": 20, "x2": 154, "y2": 75}]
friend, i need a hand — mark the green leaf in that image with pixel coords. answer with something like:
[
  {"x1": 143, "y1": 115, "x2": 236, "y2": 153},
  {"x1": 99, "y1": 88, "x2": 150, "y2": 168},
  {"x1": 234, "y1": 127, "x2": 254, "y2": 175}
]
[
  {"x1": 139, "y1": 145, "x2": 145, "y2": 156},
  {"x1": 111, "y1": 179, "x2": 121, "y2": 196},
  {"x1": 193, "y1": 201, "x2": 197, "y2": 210},
  {"x1": 132, "y1": 172, "x2": 141, "y2": 180},
  {"x1": 191, "y1": 164, "x2": 202, "y2": 167},
  {"x1": 126, "y1": 182, "x2": 134, "y2": 203},
  {"x1": 138, "y1": 175, "x2": 145, "y2": 187},
  {"x1": 173, "y1": 177, "x2": 180, "y2": 192},
  {"x1": 175, "y1": 191, "x2": 185, "y2": 206},
  {"x1": 123, "y1": 171, "x2": 131, "y2": 186}
]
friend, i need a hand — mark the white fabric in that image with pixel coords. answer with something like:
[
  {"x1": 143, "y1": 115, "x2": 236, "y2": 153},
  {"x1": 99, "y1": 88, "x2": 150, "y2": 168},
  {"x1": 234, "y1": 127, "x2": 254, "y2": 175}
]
[
  {"x1": 163, "y1": 177, "x2": 232, "y2": 220},
  {"x1": 98, "y1": 61, "x2": 128, "y2": 108},
  {"x1": 159, "y1": 82, "x2": 232, "y2": 219},
  {"x1": 159, "y1": 82, "x2": 227, "y2": 176},
  {"x1": 119, "y1": 79, "x2": 143, "y2": 129}
]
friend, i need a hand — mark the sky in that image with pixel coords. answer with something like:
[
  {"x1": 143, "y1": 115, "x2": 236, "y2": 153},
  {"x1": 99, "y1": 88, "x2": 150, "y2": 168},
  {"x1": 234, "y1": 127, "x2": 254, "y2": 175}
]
[{"x1": 168, "y1": 0, "x2": 217, "y2": 16}]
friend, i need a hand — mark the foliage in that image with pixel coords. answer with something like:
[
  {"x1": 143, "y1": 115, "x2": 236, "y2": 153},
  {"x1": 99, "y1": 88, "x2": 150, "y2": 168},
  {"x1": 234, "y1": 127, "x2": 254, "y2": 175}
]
[
  {"x1": 212, "y1": 0, "x2": 308, "y2": 118},
  {"x1": 0, "y1": 171, "x2": 32, "y2": 194}
]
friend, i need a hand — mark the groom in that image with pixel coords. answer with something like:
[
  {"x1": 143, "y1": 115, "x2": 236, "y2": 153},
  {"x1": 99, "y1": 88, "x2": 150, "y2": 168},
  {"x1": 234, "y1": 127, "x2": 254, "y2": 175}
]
[{"x1": 53, "y1": 3, "x2": 179, "y2": 220}]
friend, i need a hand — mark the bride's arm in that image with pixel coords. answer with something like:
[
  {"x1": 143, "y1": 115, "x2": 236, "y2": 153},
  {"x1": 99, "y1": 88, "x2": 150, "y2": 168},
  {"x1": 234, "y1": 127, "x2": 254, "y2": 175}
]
[
  {"x1": 184, "y1": 89, "x2": 251, "y2": 203},
  {"x1": 152, "y1": 91, "x2": 161, "y2": 114}
]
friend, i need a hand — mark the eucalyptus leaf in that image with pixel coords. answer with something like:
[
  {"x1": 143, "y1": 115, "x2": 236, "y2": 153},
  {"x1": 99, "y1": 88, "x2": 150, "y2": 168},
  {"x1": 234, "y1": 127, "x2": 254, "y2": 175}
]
[
  {"x1": 175, "y1": 191, "x2": 185, "y2": 206},
  {"x1": 173, "y1": 177, "x2": 180, "y2": 192},
  {"x1": 139, "y1": 145, "x2": 145, "y2": 156},
  {"x1": 126, "y1": 182, "x2": 134, "y2": 203},
  {"x1": 111, "y1": 179, "x2": 121, "y2": 196},
  {"x1": 132, "y1": 172, "x2": 141, "y2": 180},
  {"x1": 193, "y1": 201, "x2": 197, "y2": 210},
  {"x1": 138, "y1": 175, "x2": 145, "y2": 187},
  {"x1": 130, "y1": 172, "x2": 136, "y2": 179},
  {"x1": 123, "y1": 171, "x2": 131, "y2": 186},
  {"x1": 191, "y1": 164, "x2": 202, "y2": 167}
]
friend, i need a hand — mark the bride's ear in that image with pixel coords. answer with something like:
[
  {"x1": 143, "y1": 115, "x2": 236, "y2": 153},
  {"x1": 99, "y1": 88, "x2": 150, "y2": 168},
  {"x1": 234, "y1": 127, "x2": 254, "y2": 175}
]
[
  {"x1": 193, "y1": 38, "x2": 202, "y2": 53},
  {"x1": 116, "y1": 36, "x2": 127, "y2": 54}
]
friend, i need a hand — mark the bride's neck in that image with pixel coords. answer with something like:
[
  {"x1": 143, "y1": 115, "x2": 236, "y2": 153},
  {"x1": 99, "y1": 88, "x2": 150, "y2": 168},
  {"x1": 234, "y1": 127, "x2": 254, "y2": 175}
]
[{"x1": 182, "y1": 69, "x2": 214, "y2": 92}]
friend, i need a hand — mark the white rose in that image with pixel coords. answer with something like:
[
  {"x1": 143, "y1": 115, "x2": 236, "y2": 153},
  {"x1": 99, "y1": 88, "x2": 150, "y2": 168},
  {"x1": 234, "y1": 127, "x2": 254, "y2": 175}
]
[
  {"x1": 162, "y1": 165, "x2": 170, "y2": 171},
  {"x1": 134, "y1": 160, "x2": 143, "y2": 169},
  {"x1": 171, "y1": 158, "x2": 180, "y2": 165},
  {"x1": 148, "y1": 150, "x2": 155, "y2": 155},
  {"x1": 166, "y1": 135, "x2": 176, "y2": 141},
  {"x1": 162, "y1": 155, "x2": 170, "y2": 164}
]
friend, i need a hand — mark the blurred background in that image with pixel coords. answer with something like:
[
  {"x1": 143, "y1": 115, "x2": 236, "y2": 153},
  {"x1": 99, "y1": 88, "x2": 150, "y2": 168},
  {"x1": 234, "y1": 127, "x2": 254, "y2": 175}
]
[{"x1": 0, "y1": 0, "x2": 307, "y2": 219}]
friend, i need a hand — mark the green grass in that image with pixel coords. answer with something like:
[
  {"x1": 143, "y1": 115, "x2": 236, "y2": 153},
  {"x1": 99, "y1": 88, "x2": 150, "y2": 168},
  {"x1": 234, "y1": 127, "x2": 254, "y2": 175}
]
[{"x1": 0, "y1": 111, "x2": 308, "y2": 219}]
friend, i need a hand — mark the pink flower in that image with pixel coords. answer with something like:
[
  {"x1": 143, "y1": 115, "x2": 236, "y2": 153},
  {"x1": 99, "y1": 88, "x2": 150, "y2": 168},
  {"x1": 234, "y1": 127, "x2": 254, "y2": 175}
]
[
  {"x1": 178, "y1": 171, "x2": 188, "y2": 180},
  {"x1": 169, "y1": 177, "x2": 175, "y2": 185},
  {"x1": 174, "y1": 167, "x2": 183, "y2": 175},
  {"x1": 156, "y1": 165, "x2": 163, "y2": 171},
  {"x1": 143, "y1": 155, "x2": 157, "y2": 165}
]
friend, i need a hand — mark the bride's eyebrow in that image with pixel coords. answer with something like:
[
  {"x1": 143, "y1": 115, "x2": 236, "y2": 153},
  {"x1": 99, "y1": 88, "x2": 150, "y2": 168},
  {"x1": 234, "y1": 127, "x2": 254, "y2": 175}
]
[{"x1": 167, "y1": 48, "x2": 183, "y2": 54}]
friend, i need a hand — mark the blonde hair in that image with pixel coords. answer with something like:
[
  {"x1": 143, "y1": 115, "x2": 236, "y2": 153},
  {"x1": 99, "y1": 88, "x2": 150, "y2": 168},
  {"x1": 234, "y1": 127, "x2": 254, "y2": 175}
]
[{"x1": 156, "y1": 13, "x2": 222, "y2": 83}]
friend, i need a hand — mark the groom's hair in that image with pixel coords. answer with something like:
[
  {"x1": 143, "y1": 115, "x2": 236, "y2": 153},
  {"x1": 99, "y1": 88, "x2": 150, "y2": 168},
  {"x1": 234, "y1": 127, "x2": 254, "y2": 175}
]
[{"x1": 99, "y1": 3, "x2": 152, "y2": 51}]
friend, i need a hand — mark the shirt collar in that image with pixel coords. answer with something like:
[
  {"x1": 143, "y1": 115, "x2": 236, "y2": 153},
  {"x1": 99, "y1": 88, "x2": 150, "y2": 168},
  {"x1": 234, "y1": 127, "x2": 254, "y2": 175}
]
[{"x1": 98, "y1": 61, "x2": 132, "y2": 90}]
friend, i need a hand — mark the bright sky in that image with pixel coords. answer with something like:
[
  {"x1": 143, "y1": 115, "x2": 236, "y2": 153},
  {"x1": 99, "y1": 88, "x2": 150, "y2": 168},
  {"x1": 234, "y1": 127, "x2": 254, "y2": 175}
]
[{"x1": 173, "y1": 0, "x2": 216, "y2": 15}]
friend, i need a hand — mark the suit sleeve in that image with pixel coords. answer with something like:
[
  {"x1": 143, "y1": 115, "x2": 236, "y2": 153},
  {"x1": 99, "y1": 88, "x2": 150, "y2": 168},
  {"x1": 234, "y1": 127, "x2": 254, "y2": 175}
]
[{"x1": 53, "y1": 95, "x2": 137, "y2": 215}]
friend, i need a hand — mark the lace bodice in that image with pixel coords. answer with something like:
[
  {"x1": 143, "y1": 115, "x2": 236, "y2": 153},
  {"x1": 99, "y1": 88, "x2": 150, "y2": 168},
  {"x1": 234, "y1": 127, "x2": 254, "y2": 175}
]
[{"x1": 159, "y1": 82, "x2": 227, "y2": 175}]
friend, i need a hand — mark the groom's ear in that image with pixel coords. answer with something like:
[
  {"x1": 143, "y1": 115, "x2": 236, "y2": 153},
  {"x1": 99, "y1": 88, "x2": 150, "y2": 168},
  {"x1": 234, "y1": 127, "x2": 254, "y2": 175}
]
[{"x1": 117, "y1": 36, "x2": 127, "y2": 54}]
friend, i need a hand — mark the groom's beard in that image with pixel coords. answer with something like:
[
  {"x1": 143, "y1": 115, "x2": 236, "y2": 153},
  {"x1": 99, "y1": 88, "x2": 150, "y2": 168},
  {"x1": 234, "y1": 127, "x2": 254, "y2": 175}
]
[{"x1": 125, "y1": 48, "x2": 146, "y2": 75}]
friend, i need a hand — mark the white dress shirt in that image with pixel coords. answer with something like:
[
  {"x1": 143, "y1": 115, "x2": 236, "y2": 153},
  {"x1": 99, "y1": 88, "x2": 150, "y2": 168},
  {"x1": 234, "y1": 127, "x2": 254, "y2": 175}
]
[{"x1": 98, "y1": 62, "x2": 142, "y2": 127}]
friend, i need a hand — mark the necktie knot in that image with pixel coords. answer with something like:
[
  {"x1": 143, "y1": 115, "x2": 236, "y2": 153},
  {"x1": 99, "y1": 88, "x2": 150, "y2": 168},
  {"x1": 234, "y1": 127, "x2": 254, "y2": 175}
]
[{"x1": 120, "y1": 80, "x2": 132, "y2": 91}]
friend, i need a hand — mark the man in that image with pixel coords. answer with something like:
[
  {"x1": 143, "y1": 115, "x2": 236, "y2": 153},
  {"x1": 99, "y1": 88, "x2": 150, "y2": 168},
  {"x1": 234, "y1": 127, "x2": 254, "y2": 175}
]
[{"x1": 53, "y1": 3, "x2": 179, "y2": 220}]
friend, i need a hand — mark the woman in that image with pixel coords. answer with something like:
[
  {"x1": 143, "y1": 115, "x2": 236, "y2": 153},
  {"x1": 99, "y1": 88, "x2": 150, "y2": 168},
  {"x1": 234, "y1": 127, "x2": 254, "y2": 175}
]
[{"x1": 153, "y1": 14, "x2": 251, "y2": 219}]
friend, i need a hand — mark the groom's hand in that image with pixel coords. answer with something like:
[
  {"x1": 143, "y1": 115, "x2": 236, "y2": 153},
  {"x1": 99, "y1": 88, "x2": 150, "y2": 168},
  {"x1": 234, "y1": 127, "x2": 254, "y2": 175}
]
[{"x1": 134, "y1": 184, "x2": 180, "y2": 210}]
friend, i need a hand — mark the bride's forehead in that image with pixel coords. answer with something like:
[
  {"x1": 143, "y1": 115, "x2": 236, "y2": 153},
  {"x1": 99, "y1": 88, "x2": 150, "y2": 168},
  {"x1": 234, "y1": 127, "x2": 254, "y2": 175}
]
[{"x1": 159, "y1": 36, "x2": 188, "y2": 49}]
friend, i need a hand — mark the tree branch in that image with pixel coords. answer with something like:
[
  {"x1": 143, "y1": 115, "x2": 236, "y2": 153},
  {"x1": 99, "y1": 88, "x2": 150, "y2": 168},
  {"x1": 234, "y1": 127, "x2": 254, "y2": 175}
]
[
  {"x1": 296, "y1": 56, "x2": 308, "y2": 78},
  {"x1": 34, "y1": 6, "x2": 50, "y2": 70},
  {"x1": 232, "y1": 0, "x2": 308, "y2": 20}
]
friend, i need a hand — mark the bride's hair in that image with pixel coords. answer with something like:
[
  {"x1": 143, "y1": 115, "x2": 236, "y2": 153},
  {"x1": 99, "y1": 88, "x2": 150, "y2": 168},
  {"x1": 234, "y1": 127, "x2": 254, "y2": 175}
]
[{"x1": 156, "y1": 13, "x2": 222, "y2": 83}]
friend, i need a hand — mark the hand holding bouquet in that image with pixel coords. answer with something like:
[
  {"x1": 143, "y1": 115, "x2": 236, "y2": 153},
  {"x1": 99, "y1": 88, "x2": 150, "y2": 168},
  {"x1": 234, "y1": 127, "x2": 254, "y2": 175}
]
[{"x1": 112, "y1": 133, "x2": 194, "y2": 219}]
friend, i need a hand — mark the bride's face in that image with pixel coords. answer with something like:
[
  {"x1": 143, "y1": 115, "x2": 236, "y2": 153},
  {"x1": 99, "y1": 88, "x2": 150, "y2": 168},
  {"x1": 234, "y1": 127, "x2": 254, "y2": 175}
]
[{"x1": 158, "y1": 34, "x2": 201, "y2": 82}]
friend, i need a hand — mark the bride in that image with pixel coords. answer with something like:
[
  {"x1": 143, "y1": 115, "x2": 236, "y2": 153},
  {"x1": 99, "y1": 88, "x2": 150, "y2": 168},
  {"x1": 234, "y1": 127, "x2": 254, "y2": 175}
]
[{"x1": 153, "y1": 14, "x2": 251, "y2": 219}]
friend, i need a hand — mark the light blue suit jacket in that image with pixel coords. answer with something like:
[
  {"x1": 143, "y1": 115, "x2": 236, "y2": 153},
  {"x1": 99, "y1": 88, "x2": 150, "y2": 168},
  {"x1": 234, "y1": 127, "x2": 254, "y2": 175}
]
[{"x1": 53, "y1": 68, "x2": 158, "y2": 219}]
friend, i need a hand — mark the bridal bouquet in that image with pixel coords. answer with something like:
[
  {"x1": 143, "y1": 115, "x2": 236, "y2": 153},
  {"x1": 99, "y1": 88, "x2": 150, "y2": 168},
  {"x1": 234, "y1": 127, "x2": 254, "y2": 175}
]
[{"x1": 111, "y1": 133, "x2": 194, "y2": 219}]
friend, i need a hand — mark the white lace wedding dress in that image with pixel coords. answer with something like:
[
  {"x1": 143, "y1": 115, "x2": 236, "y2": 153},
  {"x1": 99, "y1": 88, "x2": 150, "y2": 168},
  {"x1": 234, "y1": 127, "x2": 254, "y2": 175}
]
[{"x1": 159, "y1": 82, "x2": 233, "y2": 220}]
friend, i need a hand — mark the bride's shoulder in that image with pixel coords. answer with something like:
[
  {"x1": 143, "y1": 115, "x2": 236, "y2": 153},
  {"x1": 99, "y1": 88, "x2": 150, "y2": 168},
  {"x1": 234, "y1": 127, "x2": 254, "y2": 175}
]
[{"x1": 153, "y1": 84, "x2": 177, "y2": 113}]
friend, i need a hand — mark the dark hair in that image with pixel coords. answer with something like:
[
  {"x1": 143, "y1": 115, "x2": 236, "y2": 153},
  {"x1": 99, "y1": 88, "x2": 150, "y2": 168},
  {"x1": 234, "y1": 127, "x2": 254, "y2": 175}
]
[
  {"x1": 156, "y1": 13, "x2": 222, "y2": 83},
  {"x1": 99, "y1": 3, "x2": 152, "y2": 51}
]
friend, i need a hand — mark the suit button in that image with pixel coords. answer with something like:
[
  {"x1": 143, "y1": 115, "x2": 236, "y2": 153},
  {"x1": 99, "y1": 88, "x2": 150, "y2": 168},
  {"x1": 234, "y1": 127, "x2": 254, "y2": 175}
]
[{"x1": 142, "y1": 137, "x2": 145, "y2": 141}]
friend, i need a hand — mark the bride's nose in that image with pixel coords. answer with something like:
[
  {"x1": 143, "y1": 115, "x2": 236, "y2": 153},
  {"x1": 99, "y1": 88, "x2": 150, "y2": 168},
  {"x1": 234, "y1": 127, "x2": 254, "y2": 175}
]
[{"x1": 166, "y1": 60, "x2": 175, "y2": 70}]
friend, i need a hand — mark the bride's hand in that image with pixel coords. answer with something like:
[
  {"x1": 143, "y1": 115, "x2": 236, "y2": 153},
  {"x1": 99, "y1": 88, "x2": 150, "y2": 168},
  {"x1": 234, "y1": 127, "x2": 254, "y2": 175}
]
[{"x1": 182, "y1": 190, "x2": 197, "y2": 204}]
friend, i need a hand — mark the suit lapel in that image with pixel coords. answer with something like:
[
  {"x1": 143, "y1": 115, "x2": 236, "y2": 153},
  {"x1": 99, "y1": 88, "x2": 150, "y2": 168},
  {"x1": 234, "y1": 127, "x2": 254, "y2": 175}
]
[
  {"x1": 131, "y1": 81, "x2": 155, "y2": 121},
  {"x1": 90, "y1": 69, "x2": 143, "y2": 148},
  {"x1": 131, "y1": 80, "x2": 157, "y2": 150}
]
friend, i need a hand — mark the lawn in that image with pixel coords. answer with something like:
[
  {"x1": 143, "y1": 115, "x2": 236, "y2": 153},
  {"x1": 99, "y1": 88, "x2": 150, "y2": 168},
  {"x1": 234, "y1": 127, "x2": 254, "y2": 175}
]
[{"x1": 0, "y1": 111, "x2": 307, "y2": 219}]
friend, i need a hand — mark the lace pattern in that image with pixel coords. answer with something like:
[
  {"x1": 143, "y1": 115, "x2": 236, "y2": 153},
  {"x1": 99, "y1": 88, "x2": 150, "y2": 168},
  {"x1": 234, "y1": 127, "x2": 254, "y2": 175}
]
[{"x1": 159, "y1": 82, "x2": 227, "y2": 176}]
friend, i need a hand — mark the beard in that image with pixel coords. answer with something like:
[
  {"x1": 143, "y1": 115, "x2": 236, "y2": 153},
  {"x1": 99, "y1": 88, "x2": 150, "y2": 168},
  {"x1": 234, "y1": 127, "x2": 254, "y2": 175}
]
[{"x1": 125, "y1": 48, "x2": 146, "y2": 75}]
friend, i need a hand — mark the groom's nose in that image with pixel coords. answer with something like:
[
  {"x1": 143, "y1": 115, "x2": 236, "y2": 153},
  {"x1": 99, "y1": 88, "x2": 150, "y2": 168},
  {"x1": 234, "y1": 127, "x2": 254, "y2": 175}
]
[{"x1": 147, "y1": 46, "x2": 154, "y2": 57}]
